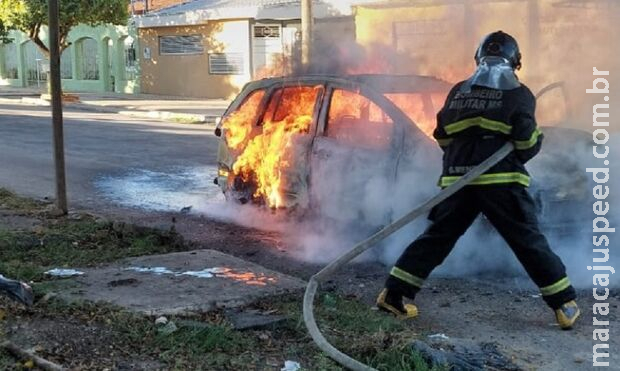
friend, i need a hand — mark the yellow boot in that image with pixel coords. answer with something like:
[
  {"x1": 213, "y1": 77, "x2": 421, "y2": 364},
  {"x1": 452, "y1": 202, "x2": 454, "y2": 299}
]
[
  {"x1": 555, "y1": 300, "x2": 580, "y2": 330},
  {"x1": 376, "y1": 289, "x2": 418, "y2": 319}
]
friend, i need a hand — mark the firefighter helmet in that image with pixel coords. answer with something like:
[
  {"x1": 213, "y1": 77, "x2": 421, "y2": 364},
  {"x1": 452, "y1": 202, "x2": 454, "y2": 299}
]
[{"x1": 474, "y1": 31, "x2": 522, "y2": 70}]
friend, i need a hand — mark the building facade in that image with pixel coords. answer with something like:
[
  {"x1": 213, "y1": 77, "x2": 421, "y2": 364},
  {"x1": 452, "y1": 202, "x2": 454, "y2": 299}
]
[
  {"x1": 0, "y1": 24, "x2": 139, "y2": 94},
  {"x1": 135, "y1": 0, "x2": 358, "y2": 99}
]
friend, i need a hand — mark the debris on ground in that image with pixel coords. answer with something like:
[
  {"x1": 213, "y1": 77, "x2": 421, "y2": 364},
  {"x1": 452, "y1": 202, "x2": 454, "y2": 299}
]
[
  {"x1": 428, "y1": 333, "x2": 450, "y2": 340},
  {"x1": 0, "y1": 275, "x2": 33, "y2": 306},
  {"x1": 412, "y1": 337, "x2": 521, "y2": 371},
  {"x1": 226, "y1": 309, "x2": 287, "y2": 330},
  {"x1": 44, "y1": 269, "x2": 85, "y2": 277},
  {"x1": 155, "y1": 316, "x2": 168, "y2": 326},
  {"x1": 158, "y1": 321, "x2": 178, "y2": 335},
  {"x1": 1, "y1": 340, "x2": 65, "y2": 371},
  {"x1": 281, "y1": 360, "x2": 301, "y2": 371}
]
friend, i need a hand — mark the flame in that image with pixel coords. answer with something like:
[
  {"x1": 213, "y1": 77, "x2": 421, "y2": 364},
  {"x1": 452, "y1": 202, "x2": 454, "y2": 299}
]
[
  {"x1": 328, "y1": 89, "x2": 394, "y2": 148},
  {"x1": 385, "y1": 93, "x2": 447, "y2": 138},
  {"x1": 217, "y1": 268, "x2": 277, "y2": 286},
  {"x1": 223, "y1": 86, "x2": 322, "y2": 208},
  {"x1": 223, "y1": 90, "x2": 265, "y2": 151}
]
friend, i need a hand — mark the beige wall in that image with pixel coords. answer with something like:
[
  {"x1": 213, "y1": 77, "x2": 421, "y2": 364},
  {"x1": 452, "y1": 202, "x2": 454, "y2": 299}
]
[{"x1": 139, "y1": 20, "x2": 251, "y2": 99}]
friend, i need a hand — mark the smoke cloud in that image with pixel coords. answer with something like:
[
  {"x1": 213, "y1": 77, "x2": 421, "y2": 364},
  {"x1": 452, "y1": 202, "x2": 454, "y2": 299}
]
[{"x1": 207, "y1": 0, "x2": 620, "y2": 289}]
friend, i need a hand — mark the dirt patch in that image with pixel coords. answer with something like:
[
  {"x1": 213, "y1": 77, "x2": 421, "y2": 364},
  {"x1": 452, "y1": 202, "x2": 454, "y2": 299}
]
[{"x1": 4, "y1": 314, "x2": 164, "y2": 370}]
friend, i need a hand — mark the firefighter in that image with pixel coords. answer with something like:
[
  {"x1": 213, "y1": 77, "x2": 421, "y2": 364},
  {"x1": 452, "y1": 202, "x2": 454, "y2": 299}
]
[{"x1": 376, "y1": 31, "x2": 580, "y2": 329}]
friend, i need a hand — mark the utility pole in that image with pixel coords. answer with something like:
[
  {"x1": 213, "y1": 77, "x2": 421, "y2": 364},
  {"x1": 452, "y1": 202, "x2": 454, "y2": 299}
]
[
  {"x1": 301, "y1": 0, "x2": 313, "y2": 67},
  {"x1": 48, "y1": 0, "x2": 68, "y2": 215}
]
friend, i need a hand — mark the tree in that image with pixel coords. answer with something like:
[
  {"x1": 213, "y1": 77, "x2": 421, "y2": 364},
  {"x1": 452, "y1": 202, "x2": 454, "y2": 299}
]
[
  {"x1": 0, "y1": 20, "x2": 11, "y2": 43},
  {"x1": 0, "y1": 0, "x2": 129, "y2": 55}
]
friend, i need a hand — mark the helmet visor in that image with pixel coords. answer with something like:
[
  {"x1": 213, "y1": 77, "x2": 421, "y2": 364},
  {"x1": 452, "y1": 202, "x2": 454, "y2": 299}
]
[{"x1": 461, "y1": 56, "x2": 520, "y2": 93}]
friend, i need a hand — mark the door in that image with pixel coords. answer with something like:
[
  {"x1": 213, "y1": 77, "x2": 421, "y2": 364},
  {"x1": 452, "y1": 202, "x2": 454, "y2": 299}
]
[
  {"x1": 251, "y1": 84, "x2": 324, "y2": 208},
  {"x1": 310, "y1": 87, "x2": 398, "y2": 225}
]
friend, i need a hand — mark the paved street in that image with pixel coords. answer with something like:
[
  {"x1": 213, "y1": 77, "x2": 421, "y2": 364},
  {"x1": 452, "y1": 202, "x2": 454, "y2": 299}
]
[{"x1": 0, "y1": 102, "x2": 221, "y2": 210}]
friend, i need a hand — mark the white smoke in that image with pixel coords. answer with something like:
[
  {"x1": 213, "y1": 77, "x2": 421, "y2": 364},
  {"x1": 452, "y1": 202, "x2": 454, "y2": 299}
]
[{"x1": 205, "y1": 0, "x2": 620, "y2": 289}]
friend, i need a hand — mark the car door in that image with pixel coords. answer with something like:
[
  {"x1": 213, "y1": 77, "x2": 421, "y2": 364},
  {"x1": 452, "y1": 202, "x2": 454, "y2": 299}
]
[
  {"x1": 251, "y1": 83, "x2": 325, "y2": 209},
  {"x1": 309, "y1": 85, "x2": 400, "y2": 225}
]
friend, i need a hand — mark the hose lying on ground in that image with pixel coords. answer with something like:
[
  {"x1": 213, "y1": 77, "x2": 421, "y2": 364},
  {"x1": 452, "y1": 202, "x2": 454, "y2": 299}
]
[{"x1": 303, "y1": 142, "x2": 515, "y2": 371}]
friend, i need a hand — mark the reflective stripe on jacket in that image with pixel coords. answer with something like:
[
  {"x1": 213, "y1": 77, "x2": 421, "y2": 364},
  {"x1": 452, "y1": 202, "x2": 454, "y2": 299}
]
[{"x1": 434, "y1": 81, "x2": 542, "y2": 187}]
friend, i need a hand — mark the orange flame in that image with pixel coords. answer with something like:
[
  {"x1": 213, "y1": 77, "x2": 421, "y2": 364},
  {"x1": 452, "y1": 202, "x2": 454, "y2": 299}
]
[
  {"x1": 216, "y1": 268, "x2": 277, "y2": 286},
  {"x1": 223, "y1": 86, "x2": 322, "y2": 208},
  {"x1": 223, "y1": 90, "x2": 265, "y2": 151},
  {"x1": 385, "y1": 93, "x2": 447, "y2": 138}
]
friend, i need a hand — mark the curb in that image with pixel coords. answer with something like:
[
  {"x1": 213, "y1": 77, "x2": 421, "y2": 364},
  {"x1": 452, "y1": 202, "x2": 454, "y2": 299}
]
[{"x1": 1, "y1": 96, "x2": 220, "y2": 127}]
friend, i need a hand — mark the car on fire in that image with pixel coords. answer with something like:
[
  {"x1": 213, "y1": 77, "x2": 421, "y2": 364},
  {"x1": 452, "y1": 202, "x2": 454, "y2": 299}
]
[{"x1": 214, "y1": 74, "x2": 594, "y2": 233}]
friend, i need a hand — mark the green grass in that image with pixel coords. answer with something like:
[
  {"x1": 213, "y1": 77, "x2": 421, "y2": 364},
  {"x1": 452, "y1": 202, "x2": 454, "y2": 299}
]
[
  {"x1": 170, "y1": 116, "x2": 205, "y2": 125},
  {"x1": 274, "y1": 294, "x2": 445, "y2": 371},
  {"x1": 0, "y1": 189, "x2": 446, "y2": 370},
  {"x1": 0, "y1": 220, "x2": 186, "y2": 282},
  {"x1": 15, "y1": 293, "x2": 443, "y2": 371},
  {"x1": 0, "y1": 189, "x2": 188, "y2": 282},
  {"x1": 0, "y1": 189, "x2": 40, "y2": 211}
]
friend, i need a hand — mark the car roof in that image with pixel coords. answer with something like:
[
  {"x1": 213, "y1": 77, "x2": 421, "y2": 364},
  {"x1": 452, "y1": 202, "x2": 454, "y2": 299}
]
[{"x1": 244, "y1": 74, "x2": 453, "y2": 94}]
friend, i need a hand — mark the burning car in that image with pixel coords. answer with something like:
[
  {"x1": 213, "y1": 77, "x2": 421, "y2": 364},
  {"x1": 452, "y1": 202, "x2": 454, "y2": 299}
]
[
  {"x1": 214, "y1": 74, "x2": 593, "y2": 232},
  {"x1": 214, "y1": 74, "x2": 449, "y2": 215}
]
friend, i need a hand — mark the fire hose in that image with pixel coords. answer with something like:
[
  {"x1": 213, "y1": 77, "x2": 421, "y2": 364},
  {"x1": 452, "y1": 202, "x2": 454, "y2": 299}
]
[{"x1": 303, "y1": 142, "x2": 515, "y2": 371}]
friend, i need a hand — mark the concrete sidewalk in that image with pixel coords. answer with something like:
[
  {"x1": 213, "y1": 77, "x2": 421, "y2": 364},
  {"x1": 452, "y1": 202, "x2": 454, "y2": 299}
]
[{"x1": 0, "y1": 86, "x2": 231, "y2": 125}]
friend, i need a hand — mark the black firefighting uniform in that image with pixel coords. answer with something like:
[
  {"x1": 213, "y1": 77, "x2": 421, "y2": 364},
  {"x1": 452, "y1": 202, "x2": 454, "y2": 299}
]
[{"x1": 385, "y1": 81, "x2": 576, "y2": 309}]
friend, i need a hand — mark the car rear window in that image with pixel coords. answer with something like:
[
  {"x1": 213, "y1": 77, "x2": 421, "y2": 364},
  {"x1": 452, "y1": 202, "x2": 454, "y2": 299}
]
[
  {"x1": 327, "y1": 89, "x2": 394, "y2": 150},
  {"x1": 385, "y1": 93, "x2": 446, "y2": 138}
]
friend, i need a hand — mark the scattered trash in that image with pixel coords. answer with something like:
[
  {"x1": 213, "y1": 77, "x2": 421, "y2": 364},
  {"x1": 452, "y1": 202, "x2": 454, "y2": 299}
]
[
  {"x1": 281, "y1": 360, "x2": 301, "y2": 371},
  {"x1": 179, "y1": 269, "x2": 214, "y2": 278},
  {"x1": 412, "y1": 338, "x2": 521, "y2": 371},
  {"x1": 258, "y1": 332, "x2": 270, "y2": 341},
  {"x1": 158, "y1": 321, "x2": 178, "y2": 335},
  {"x1": 124, "y1": 267, "x2": 174, "y2": 275},
  {"x1": 531, "y1": 294, "x2": 541, "y2": 298},
  {"x1": 155, "y1": 316, "x2": 168, "y2": 326},
  {"x1": 428, "y1": 333, "x2": 450, "y2": 340},
  {"x1": 180, "y1": 267, "x2": 229, "y2": 279},
  {"x1": 180, "y1": 206, "x2": 192, "y2": 214},
  {"x1": 45, "y1": 269, "x2": 84, "y2": 277}
]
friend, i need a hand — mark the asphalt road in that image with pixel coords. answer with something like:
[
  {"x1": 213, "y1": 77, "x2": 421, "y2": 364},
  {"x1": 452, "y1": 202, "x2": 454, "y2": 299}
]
[{"x1": 0, "y1": 102, "x2": 221, "y2": 210}]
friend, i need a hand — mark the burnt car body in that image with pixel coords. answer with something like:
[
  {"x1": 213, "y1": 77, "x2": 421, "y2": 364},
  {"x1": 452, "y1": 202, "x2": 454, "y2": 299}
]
[
  {"x1": 215, "y1": 74, "x2": 448, "y2": 219},
  {"x1": 214, "y1": 74, "x2": 593, "y2": 233}
]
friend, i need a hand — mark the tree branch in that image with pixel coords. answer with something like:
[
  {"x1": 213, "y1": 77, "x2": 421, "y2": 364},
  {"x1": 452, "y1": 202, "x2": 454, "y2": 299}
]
[
  {"x1": 59, "y1": 31, "x2": 69, "y2": 54},
  {"x1": 30, "y1": 22, "x2": 50, "y2": 57}
]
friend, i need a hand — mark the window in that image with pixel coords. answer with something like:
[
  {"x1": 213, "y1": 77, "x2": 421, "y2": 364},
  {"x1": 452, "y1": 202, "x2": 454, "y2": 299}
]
[
  {"x1": 327, "y1": 89, "x2": 394, "y2": 149},
  {"x1": 159, "y1": 35, "x2": 203, "y2": 55},
  {"x1": 253, "y1": 25, "x2": 281, "y2": 38},
  {"x1": 1, "y1": 43, "x2": 18, "y2": 79},
  {"x1": 222, "y1": 90, "x2": 266, "y2": 150},
  {"x1": 60, "y1": 46, "x2": 73, "y2": 79},
  {"x1": 23, "y1": 41, "x2": 46, "y2": 85},
  {"x1": 385, "y1": 93, "x2": 446, "y2": 138},
  {"x1": 208, "y1": 53, "x2": 245, "y2": 75},
  {"x1": 262, "y1": 86, "x2": 322, "y2": 132},
  {"x1": 77, "y1": 38, "x2": 99, "y2": 80},
  {"x1": 123, "y1": 36, "x2": 137, "y2": 80}
]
